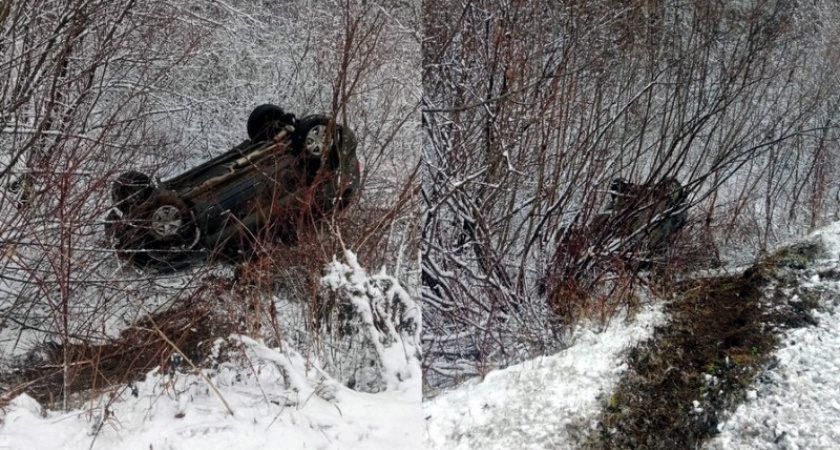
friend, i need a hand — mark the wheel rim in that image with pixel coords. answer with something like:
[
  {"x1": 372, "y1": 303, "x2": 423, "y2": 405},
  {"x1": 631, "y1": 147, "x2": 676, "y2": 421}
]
[
  {"x1": 7, "y1": 179, "x2": 20, "y2": 194},
  {"x1": 113, "y1": 173, "x2": 151, "y2": 205},
  {"x1": 150, "y1": 205, "x2": 182, "y2": 238},
  {"x1": 305, "y1": 125, "x2": 328, "y2": 157},
  {"x1": 7, "y1": 176, "x2": 29, "y2": 200}
]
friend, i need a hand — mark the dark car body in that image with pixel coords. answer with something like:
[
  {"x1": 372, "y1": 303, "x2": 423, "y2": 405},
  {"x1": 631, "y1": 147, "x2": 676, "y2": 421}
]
[
  {"x1": 593, "y1": 177, "x2": 688, "y2": 258},
  {"x1": 105, "y1": 108, "x2": 361, "y2": 271}
]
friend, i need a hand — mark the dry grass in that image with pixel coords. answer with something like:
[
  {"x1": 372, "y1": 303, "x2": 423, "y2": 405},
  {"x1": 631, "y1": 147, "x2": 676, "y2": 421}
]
[
  {"x1": 582, "y1": 242, "x2": 826, "y2": 449},
  {"x1": 1, "y1": 289, "x2": 233, "y2": 408}
]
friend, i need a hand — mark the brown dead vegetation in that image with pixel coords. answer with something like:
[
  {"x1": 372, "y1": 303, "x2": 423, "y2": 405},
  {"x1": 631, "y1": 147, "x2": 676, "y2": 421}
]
[
  {"x1": 584, "y1": 241, "x2": 826, "y2": 449},
  {"x1": 1, "y1": 282, "x2": 237, "y2": 408}
]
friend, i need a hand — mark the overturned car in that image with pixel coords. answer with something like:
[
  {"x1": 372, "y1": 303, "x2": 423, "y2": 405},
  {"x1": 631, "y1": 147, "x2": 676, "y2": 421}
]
[
  {"x1": 594, "y1": 177, "x2": 689, "y2": 260},
  {"x1": 544, "y1": 177, "x2": 690, "y2": 322},
  {"x1": 548, "y1": 177, "x2": 690, "y2": 285},
  {"x1": 105, "y1": 104, "x2": 361, "y2": 271}
]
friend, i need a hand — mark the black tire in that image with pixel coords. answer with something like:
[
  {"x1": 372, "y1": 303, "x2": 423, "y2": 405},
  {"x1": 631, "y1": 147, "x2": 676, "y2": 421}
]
[
  {"x1": 291, "y1": 115, "x2": 343, "y2": 167},
  {"x1": 247, "y1": 104, "x2": 294, "y2": 141},
  {"x1": 103, "y1": 208, "x2": 123, "y2": 239},
  {"x1": 112, "y1": 171, "x2": 152, "y2": 213},
  {"x1": 6, "y1": 173, "x2": 35, "y2": 208},
  {"x1": 111, "y1": 191, "x2": 199, "y2": 271}
]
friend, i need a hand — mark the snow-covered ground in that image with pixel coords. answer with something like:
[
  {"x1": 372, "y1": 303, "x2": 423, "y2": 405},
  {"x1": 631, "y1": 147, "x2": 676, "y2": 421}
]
[
  {"x1": 2, "y1": 235, "x2": 838, "y2": 450},
  {"x1": 0, "y1": 253, "x2": 423, "y2": 450},
  {"x1": 0, "y1": 339, "x2": 423, "y2": 450},
  {"x1": 424, "y1": 305, "x2": 666, "y2": 450},
  {"x1": 425, "y1": 222, "x2": 840, "y2": 450},
  {"x1": 706, "y1": 304, "x2": 840, "y2": 450},
  {"x1": 706, "y1": 224, "x2": 840, "y2": 450}
]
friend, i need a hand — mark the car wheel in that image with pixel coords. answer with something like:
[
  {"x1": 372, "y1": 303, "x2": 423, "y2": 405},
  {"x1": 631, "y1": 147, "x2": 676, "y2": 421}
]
[
  {"x1": 112, "y1": 171, "x2": 152, "y2": 212},
  {"x1": 103, "y1": 207, "x2": 123, "y2": 241},
  {"x1": 247, "y1": 104, "x2": 293, "y2": 141},
  {"x1": 111, "y1": 191, "x2": 200, "y2": 271},
  {"x1": 292, "y1": 115, "x2": 342, "y2": 160},
  {"x1": 149, "y1": 202, "x2": 184, "y2": 239},
  {"x1": 6, "y1": 173, "x2": 34, "y2": 207}
]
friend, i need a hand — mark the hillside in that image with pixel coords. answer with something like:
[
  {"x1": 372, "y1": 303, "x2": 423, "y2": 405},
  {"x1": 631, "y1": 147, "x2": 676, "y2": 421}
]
[{"x1": 425, "y1": 221, "x2": 840, "y2": 449}]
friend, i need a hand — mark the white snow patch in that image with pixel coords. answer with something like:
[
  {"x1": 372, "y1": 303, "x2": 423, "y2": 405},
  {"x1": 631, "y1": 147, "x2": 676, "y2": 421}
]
[
  {"x1": 321, "y1": 251, "x2": 423, "y2": 393},
  {"x1": 705, "y1": 305, "x2": 840, "y2": 450},
  {"x1": 0, "y1": 251, "x2": 423, "y2": 450},
  {"x1": 0, "y1": 341, "x2": 423, "y2": 450},
  {"x1": 706, "y1": 221, "x2": 840, "y2": 450},
  {"x1": 424, "y1": 304, "x2": 665, "y2": 450}
]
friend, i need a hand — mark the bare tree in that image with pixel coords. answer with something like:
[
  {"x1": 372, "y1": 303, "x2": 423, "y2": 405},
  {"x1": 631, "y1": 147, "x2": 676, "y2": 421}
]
[
  {"x1": 422, "y1": 0, "x2": 840, "y2": 392},
  {"x1": 1, "y1": 0, "x2": 421, "y2": 409}
]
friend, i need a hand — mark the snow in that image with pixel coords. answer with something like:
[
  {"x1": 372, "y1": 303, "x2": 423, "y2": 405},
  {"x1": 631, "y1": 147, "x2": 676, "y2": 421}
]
[
  {"x1": 7, "y1": 221, "x2": 838, "y2": 450},
  {"x1": 0, "y1": 252, "x2": 423, "y2": 450},
  {"x1": 425, "y1": 220, "x2": 840, "y2": 450},
  {"x1": 320, "y1": 251, "x2": 423, "y2": 393},
  {"x1": 706, "y1": 305, "x2": 840, "y2": 450},
  {"x1": 0, "y1": 351, "x2": 422, "y2": 450},
  {"x1": 0, "y1": 336, "x2": 423, "y2": 450},
  {"x1": 424, "y1": 304, "x2": 666, "y2": 450},
  {"x1": 705, "y1": 223, "x2": 840, "y2": 450}
]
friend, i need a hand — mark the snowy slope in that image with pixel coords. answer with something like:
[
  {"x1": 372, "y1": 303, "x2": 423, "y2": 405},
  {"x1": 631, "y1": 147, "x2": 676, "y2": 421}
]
[
  {"x1": 424, "y1": 305, "x2": 665, "y2": 450},
  {"x1": 706, "y1": 223, "x2": 840, "y2": 450},
  {"x1": 425, "y1": 222, "x2": 840, "y2": 450},
  {"x1": 0, "y1": 252, "x2": 423, "y2": 450},
  {"x1": 0, "y1": 338, "x2": 423, "y2": 450}
]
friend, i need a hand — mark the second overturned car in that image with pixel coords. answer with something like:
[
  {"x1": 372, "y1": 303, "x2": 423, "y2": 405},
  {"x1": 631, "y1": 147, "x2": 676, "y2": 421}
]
[{"x1": 105, "y1": 104, "x2": 361, "y2": 271}]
